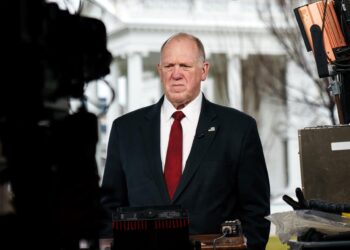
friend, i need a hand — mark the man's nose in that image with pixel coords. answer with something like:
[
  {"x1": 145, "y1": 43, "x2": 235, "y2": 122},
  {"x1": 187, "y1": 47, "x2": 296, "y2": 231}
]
[{"x1": 171, "y1": 65, "x2": 183, "y2": 79}]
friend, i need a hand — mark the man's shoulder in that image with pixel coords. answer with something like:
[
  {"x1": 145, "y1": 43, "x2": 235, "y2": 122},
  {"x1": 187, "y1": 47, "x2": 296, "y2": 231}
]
[
  {"x1": 113, "y1": 103, "x2": 158, "y2": 124},
  {"x1": 206, "y1": 101, "x2": 256, "y2": 124}
]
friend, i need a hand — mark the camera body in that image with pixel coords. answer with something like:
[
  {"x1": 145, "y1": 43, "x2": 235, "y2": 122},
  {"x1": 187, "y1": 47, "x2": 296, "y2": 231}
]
[{"x1": 0, "y1": 1, "x2": 112, "y2": 250}]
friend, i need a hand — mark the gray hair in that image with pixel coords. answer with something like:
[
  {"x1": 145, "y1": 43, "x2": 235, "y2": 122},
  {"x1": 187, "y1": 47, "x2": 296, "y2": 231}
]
[{"x1": 160, "y1": 32, "x2": 206, "y2": 61}]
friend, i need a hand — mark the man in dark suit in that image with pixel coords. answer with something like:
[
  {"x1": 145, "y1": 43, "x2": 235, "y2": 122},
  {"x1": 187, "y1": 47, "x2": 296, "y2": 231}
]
[{"x1": 100, "y1": 32, "x2": 270, "y2": 250}]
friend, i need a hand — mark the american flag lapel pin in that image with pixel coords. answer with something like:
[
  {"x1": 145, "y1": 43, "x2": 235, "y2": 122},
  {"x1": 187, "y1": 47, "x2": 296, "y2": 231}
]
[{"x1": 208, "y1": 127, "x2": 216, "y2": 132}]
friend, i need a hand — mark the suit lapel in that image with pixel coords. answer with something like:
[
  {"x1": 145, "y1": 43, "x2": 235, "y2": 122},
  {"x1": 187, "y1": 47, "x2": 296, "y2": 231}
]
[
  {"x1": 172, "y1": 97, "x2": 218, "y2": 202},
  {"x1": 140, "y1": 97, "x2": 170, "y2": 203}
]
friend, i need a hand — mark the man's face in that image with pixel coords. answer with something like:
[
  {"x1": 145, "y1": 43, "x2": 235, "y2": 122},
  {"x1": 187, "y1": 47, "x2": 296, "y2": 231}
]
[{"x1": 157, "y1": 37, "x2": 209, "y2": 108}]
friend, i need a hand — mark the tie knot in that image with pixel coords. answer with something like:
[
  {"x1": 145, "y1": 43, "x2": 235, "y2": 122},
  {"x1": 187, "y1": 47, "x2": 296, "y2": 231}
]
[{"x1": 172, "y1": 111, "x2": 185, "y2": 121}]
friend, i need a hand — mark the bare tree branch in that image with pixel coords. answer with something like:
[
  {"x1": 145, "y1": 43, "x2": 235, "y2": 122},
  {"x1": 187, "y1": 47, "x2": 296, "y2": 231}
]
[{"x1": 256, "y1": 0, "x2": 337, "y2": 124}]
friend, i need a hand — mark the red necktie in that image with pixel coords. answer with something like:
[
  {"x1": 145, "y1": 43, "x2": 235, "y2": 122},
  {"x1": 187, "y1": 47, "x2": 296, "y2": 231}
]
[{"x1": 164, "y1": 111, "x2": 185, "y2": 200}]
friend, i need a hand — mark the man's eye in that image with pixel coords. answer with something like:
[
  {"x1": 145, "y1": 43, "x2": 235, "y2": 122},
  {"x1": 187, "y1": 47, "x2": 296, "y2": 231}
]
[{"x1": 181, "y1": 65, "x2": 191, "y2": 70}]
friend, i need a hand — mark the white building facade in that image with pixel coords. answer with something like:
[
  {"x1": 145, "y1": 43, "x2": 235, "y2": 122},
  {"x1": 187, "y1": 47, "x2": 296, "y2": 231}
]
[{"x1": 75, "y1": 0, "x2": 332, "y2": 213}]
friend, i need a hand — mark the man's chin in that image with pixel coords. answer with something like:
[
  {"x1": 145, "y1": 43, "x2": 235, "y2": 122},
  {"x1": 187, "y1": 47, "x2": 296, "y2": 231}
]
[{"x1": 168, "y1": 96, "x2": 191, "y2": 109}]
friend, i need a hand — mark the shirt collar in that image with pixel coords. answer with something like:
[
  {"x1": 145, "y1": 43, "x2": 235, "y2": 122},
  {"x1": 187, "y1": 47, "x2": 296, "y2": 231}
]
[{"x1": 163, "y1": 93, "x2": 202, "y2": 121}]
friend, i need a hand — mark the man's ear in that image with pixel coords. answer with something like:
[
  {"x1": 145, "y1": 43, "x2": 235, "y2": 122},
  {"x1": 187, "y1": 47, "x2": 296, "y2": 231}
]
[{"x1": 201, "y1": 62, "x2": 210, "y2": 81}]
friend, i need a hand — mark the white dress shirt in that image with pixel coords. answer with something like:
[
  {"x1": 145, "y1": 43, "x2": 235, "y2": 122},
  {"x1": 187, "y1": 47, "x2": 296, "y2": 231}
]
[{"x1": 160, "y1": 93, "x2": 202, "y2": 172}]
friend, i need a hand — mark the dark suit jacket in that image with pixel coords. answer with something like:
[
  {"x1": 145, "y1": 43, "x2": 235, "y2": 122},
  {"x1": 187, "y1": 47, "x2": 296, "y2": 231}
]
[{"x1": 100, "y1": 95, "x2": 270, "y2": 250}]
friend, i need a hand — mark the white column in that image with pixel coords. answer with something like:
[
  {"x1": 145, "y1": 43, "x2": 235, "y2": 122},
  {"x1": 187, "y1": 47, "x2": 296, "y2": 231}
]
[
  {"x1": 201, "y1": 53, "x2": 215, "y2": 102},
  {"x1": 95, "y1": 58, "x2": 122, "y2": 182},
  {"x1": 287, "y1": 136, "x2": 302, "y2": 191},
  {"x1": 127, "y1": 52, "x2": 143, "y2": 112},
  {"x1": 106, "y1": 58, "x2": 122, "y2": 138},
  {"x1": 85, "y1": 81, "x2": 100, "y2": 114},
  {"x1": 227, "y1": 54, "x2": 242, "y2": 110},
  {"x1": 286, "y1": 60, "x2": 302, "y2": 193}
]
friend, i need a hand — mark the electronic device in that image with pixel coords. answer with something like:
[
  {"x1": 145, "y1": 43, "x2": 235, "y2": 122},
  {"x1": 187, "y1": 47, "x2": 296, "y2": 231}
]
[
  {"x1": 221, "y1": 220, "x2": 243, "y2": 237},
  {"x1": 294, "y1": 0, "x2": 350, "y2": 123},
  {"x1": 295, "y1": 0, "x2": 347, "y2": 63},
  {"x1": 112, "y1": 206, "x2": 194, "y2": 250}
]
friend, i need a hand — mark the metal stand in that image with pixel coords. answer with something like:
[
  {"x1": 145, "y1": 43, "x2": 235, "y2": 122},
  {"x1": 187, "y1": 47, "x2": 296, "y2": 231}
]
[
  {"x1": 288, "y1": 240, "x2": 350, "y2": 250},
  {"x1": 328, "y1": 76, "x2": 345, "y2": 124}
]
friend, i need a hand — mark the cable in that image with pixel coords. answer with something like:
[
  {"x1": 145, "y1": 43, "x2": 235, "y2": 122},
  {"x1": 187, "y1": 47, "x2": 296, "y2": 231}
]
[
  {"x1": 334, "y1": 68, "x2": 350, "y2": 72},
  {"x1": 82, "y1": 78, "x2": 116, "y2": 117},
  {"x1": 212, "y1": 231, "x2": 227, "y2": 250},
  {"x1": 332, "y1": 61, "x2": 350, "y2": 67}
]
